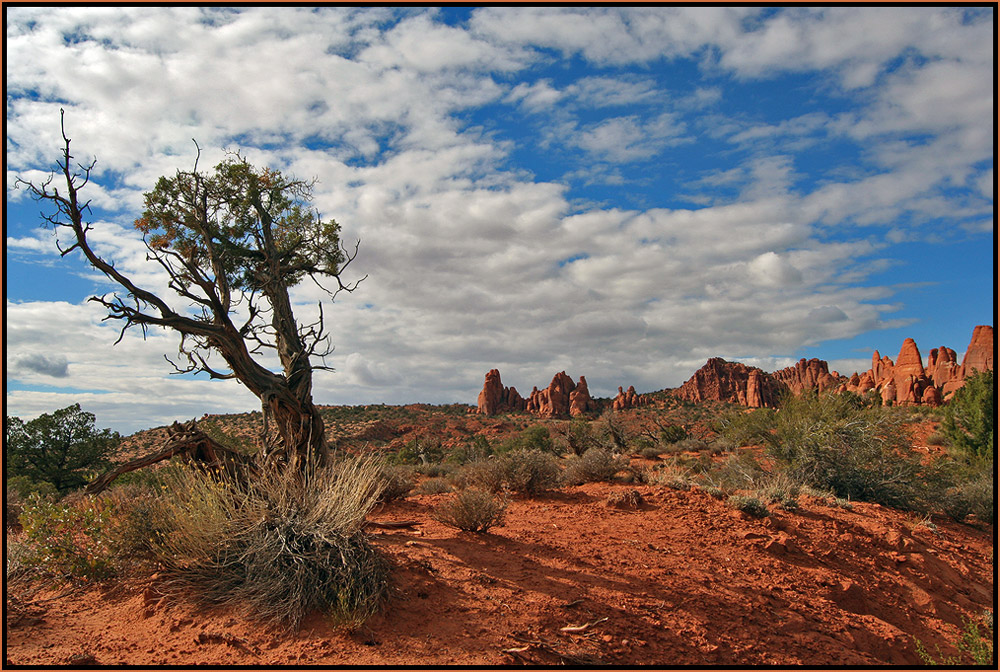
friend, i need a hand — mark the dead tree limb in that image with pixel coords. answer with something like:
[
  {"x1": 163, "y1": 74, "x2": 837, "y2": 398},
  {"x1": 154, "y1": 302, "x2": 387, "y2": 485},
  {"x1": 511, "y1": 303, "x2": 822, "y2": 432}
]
[{"x1": 84, "y1": 420, "x2": 252, "y2": 496}]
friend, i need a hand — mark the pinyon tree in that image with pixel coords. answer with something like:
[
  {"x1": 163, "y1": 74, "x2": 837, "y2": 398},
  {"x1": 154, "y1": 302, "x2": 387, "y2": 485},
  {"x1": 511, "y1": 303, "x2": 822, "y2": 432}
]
[{"x1": 16, "y1": 112, "x2": 363, "y2": 474}]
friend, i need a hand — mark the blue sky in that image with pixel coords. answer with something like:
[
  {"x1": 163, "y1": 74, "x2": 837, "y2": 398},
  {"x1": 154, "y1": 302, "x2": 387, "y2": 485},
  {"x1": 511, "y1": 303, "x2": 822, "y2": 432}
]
[{"x1": 5, "y1": 6, "x2": 995, "y2": 433}]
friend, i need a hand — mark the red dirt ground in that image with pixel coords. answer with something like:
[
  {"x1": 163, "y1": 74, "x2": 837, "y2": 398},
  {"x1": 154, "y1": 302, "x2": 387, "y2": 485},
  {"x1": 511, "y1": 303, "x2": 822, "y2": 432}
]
[{"x1": 5, "y1": 477, "x2": 993, "y2": 666}]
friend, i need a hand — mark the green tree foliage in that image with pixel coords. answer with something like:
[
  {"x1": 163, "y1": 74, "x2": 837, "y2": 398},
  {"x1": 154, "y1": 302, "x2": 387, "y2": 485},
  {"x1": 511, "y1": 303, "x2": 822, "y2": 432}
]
[
  {"x1": 940, "y1": 370, "x2": 994, "y2": 462},
  {"x1": 5, "y1": 404, "x2": 120, "y2": 493}
]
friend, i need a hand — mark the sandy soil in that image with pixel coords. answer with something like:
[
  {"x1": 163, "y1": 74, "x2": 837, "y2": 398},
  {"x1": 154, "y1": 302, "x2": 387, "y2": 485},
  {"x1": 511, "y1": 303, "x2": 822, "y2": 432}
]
[{"x1": 5, "y1": 477, "x2": 993, "y2": 666}]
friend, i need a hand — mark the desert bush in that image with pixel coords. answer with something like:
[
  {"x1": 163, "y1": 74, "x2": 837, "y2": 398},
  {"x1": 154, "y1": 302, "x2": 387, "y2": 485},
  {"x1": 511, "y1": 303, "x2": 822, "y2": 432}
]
[
  {"x1": 390, "y1": 438, "x2": 444, "y2": 466},
  {"x1": 639, "y1": 444, "x2": 665, "y2": 459},
  {"x1": 760, "y1": 392, "x2": 943, "y2": 511},
  {"x1": 706, "y1": 451, "x2": 768, "y2": 492},
  {"x1": 17, "y1": 494, "x2": 119, "y2": 580},
  {"x1": 414, "y1": 461, "x2": 455, "y2": 478},
  {"x1": 939, "y1": 468, "x2": 995, "y2": 525},
  {"x1": 498, "y1": 449, "x2": 562, "y2": 495},
  {"x1": 378, "y1": 465, "x2": 415, "y2": 502},
  {"x1": 565, "y1": 419, "x2": 601, "y2": 457},
  {"x1": 716, "y1": 407, "x2": 776, "y2": 448},
  {"x1": 414, "y1": 477, "x2": 453, "y2": 495},
  {"x1": 599, "y1": 410, "x2": 629, "y2": 452},
  {"x1": 659, "y1": 423, "x2": 688, "y2": 444},
  {"x1": 940, "y1": 370, "x2": 994, "y2": 463},
  {"x1": 672, "y1": 437, "x2": 708, "y2": 453},
  {"x1": 498, "y1": 425, "x2": 557, "y2": 455},
  {"x1": 152, "y1": 454, "x2": 390, "y2": 630},
  {"x1": 562, "y1": 447, "x2": 630, "y2": 485},
  {"x1": 447, "y1": 435, "x2": 493, "y2": 464},
  {"x1": 6, "y1": 476, "x2": 57, "y2": 529},
  {"x1": 707, "y1": 436, "x2": 738, "y2": 455},
  {"x1": 728, "y1": 494, "x2": 769, "y2": 518},
  {"x1": 454, "y1": 458, "x2": 507, "y2": 493},
  {"x1": 433, "y1": 488, "x2": 506, "y2": 533}
]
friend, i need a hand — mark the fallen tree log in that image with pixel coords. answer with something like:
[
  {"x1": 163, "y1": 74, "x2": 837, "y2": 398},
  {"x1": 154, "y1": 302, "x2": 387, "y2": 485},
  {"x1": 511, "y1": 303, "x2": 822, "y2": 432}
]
[{"x1": 84, "y1": 420, "x2": 252, "y2": 496}]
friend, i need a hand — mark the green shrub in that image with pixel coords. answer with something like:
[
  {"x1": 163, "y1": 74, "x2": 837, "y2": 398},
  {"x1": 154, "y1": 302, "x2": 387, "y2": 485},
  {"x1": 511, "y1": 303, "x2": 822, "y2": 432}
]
[
  {"x1": 706, "y1": 451, "x2": 768, "y2": 492},
  {"x1": 389, "y1": 439, "x2": 443, "y2": 465},
  {"x1": 940, "y1": 469, "x2": 995, "y2": 524},
  {"x1": 755, "y1": 472, "x2": 802, "y2": 512},
  {"x1": 941, "y1": 370, "x2": 994, "y2": 463},
  {"x1": 763, "y1": 392, "x2": 938, "y2": 511},
  {"x1": 432, "y1": 489, "x2": 506, "y2": 533},
  {"x1": 152, "y1": 454, "x2": 390, "y2": 630},
  {"x1": 6, "y1": 476, "x2": 58, "y2": 529},
  {"x1": 562, "y1": 447, "x2": 630, "y2": 485},
  {"x1": 717, "y1": 407, "x2": 776, "y2": 448},
  {"x1": 728, "y1": 494, "x2": 769, "y2": 518}
]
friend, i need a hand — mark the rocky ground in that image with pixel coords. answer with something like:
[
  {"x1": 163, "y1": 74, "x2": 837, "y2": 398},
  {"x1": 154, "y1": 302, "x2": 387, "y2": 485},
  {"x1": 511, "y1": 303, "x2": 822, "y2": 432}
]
[{"x1": 6, "y1": 461, "x2": 994, "y2": 666}]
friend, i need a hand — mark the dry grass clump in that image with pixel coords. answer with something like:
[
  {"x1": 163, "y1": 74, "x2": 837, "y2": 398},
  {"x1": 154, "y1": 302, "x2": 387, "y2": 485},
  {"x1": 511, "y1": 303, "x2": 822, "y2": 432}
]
[
  {"x1": 152, "y1": 453, "x2": 391, "y2": 630},
  {"x1": 432, "y1": 489, "x2": 506, "y2": 533},
  {"x1": 414, "y1": 477, "x2": 453, "y2": 495}
]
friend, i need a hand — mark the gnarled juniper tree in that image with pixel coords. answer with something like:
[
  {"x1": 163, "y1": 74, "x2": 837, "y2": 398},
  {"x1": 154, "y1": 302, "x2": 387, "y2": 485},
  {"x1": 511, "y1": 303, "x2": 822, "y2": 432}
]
[{"x1": 16, "y1": 112, "x2": 363, "y2": 466}]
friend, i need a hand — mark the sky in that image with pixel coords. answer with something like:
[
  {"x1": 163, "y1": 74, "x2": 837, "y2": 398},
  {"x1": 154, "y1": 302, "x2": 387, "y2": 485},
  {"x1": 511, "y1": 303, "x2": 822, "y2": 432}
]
[{"x1": 5, "y1": 6, "x2": 995, "y2": 434}]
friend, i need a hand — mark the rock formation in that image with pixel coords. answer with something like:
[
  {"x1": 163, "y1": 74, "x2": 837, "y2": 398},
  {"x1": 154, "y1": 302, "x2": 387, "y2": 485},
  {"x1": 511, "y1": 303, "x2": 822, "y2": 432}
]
[
  {"x1": 840, "y1": 325, "x2": 993, "y2": 405},
  {"x1": 927, "y1": 347, "x2": 961, "y2": 389},
  {"x1": 961, "y1": 325, "x2": 994, "y2": 376},
  {"x1": 527, "y1": 371, "x2": 595, "y2": 418},
  {"x1": 477, "y1": 326, "x2": 993, "y2": 414},
  {"x1": 676, "y1": 358, "x2": 785, "y2": 408},
  {"x1": 478, "y1": 370, "x2": 594, "y2": 417},
  {"x1": 772, "y1": 358, "x2": 844, "y2": 395},
  {"x1": 568, "y1": 376, "x2": 596, "y2": 417},
  {"x1": 476, "y1": 369, "x2": 526, "y2": 415},
  {"x1": 612, "y1": 385, "x2": 646, "y2": 411}
]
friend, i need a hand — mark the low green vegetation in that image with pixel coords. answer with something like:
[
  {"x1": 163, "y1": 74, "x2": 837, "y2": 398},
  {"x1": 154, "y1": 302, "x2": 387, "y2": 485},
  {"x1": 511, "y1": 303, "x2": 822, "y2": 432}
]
[
  {"x1": 914, "y1": 610, "x2": 994, "y2": 666},
  {"x1": 940, "y1": 370, "x2": 994, "y2": 463}
]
